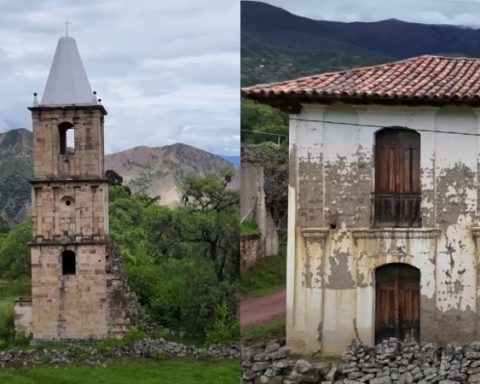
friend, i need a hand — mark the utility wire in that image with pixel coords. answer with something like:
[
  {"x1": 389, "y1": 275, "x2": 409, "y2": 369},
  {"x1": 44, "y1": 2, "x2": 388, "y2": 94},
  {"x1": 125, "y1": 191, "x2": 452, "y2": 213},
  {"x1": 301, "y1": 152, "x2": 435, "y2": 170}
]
[
  {"x1": 289, "y1": 116, "x2": 480, "y2": 137},
  {"x1": 241, "y1": 129, "x2": 288, "y2": 138}
]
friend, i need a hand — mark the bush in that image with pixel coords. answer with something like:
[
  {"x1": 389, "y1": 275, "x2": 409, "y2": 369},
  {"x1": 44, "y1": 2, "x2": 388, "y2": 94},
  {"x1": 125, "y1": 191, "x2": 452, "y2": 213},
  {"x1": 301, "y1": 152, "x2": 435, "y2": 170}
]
[
  {"x1": 0, "y1": 220, "x2": 31, "y2": 280},
  {"x1": 205, "y1": 301, "x2": 240, "y2": 344},
  {"x1": 0, "y1": 303, "x2": 15, "y2": 348},
  {"x1": 122, "y1": 326, "x2": 147, "y2": 345},
  {"x1": 127, "y1": 258, "x2": 238, "y2": 343}
]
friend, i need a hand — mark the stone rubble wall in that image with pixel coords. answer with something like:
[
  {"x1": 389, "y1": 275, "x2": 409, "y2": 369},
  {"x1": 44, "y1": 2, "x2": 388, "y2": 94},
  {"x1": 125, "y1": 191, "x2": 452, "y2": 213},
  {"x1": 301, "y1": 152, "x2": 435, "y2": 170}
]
[
  {"x1": 105, "y1": 237, "x2": 144, "y2": 337},
  {"x1": 242, "y1": 339, "x2": 480, "y2": 384},
  {"x1": 0, "y1": 338, "x2": 239, "y2": 367}
]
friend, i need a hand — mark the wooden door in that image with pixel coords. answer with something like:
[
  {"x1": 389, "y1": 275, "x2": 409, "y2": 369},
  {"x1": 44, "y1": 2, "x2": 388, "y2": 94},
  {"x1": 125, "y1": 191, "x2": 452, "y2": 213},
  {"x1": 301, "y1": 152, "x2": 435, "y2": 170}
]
[{"x1": 375, "y1": 263, "x2": 420, "y2": 344}]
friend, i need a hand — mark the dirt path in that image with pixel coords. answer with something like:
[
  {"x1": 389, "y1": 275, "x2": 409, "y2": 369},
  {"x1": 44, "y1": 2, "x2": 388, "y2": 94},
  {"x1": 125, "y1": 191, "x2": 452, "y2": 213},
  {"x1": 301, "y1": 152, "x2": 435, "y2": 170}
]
[{"x1": 240, "y1": 289, "x2": 286, "y2": 329}]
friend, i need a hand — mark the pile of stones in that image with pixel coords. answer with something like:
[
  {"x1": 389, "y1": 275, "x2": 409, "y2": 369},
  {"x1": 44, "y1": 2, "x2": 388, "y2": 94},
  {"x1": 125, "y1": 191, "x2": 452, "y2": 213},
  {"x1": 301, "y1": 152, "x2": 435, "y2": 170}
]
[
  {"x1": 242, "y1": 338, "x2": 480, "y2": 383},
  {"x1": 0, "y1": 338, "x2": 240, "y2": 367},
  {"x1": 341, "y1": 338, "x2": 480, "y2": 384},
  {"x1": 241, "y1": 340, "x2": 336, "y2": 384}
]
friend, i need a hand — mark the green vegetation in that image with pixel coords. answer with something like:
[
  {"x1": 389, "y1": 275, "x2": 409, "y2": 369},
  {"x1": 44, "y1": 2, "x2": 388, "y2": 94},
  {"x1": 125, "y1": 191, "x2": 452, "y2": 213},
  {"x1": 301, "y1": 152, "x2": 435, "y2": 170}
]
[
  {"x1": 241, "y1": 316, "x2": 285, "y2": 345},
  {"x1": 0, "y1": 220, "x2": 31, "y2": 280},
  {"x1": 241, "y1": 99, "x2": 288, "y2": 145},
  {"x1": 0, "y1": 171, "x2": 240, "y2": 347},
  {"x1": 240, "y1": 244, "x2": 286, "y2": 297},
  {"x1": 111, "y1": 172, "x2": 240, "y2": 344},
  {"x1": 0, "y1": 359, "x2": 240, "y2": 384},
  {"x1": 240, "y1": 221, "x2": 260, "y2": 235}
]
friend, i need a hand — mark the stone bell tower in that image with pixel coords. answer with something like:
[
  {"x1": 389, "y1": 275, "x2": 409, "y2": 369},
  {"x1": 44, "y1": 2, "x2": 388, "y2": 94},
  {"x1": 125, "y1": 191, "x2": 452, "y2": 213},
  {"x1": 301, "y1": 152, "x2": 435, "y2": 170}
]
[{"x1": 24, "y1": 34, "x2": 137, "y2": 341}]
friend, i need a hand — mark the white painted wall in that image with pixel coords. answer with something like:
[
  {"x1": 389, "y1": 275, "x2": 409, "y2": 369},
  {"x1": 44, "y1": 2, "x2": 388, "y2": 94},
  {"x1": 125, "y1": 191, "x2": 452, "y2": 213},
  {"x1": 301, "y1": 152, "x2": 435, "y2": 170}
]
[{"x1": 287, "y1": 102, "x2": 480, "y2": 354}]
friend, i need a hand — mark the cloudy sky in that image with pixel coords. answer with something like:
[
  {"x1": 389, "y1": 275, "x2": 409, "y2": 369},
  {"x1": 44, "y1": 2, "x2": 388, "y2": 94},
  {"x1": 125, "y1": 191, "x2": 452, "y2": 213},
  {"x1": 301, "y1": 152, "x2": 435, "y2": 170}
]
[
  {"x1": 262, "y1": 0, "x2": 480, "y2": 27},
  {"x1": 0, "y1": 0, "x2": 239, "y2": 155}
]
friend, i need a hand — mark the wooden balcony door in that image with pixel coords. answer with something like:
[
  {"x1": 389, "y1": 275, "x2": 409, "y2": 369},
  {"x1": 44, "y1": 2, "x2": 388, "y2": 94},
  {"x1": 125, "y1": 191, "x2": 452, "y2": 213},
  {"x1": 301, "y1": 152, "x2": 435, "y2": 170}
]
[
  {"x1": 375, "y1": 263, "x2": 420, "y2": 344},
  {"x1": 374, "y1": 128, "x2": 421, "y2": 227}
]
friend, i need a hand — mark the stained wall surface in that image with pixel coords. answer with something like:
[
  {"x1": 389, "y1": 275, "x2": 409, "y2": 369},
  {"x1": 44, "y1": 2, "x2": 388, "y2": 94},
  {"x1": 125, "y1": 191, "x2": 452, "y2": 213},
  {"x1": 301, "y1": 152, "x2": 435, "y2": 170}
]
[{"x1": 286, "y1": 103, "x2": 480, "y2": 354}]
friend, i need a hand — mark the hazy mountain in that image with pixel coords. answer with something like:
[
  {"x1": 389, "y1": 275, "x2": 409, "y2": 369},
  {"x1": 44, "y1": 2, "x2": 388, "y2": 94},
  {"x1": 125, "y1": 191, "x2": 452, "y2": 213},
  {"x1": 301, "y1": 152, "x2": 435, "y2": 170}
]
[
  {"x1": 0, "y1": 128, "x2": 33, "y2": 227},
  {"x1": 241, "y1": 1, "x2": 480, "y2": 85},
  {"x1": 0, "y1": 129, "x2": 236, "y2": 225},
  {"x1": 220, "y1": 155, "x2": 241, "y2": 165}
]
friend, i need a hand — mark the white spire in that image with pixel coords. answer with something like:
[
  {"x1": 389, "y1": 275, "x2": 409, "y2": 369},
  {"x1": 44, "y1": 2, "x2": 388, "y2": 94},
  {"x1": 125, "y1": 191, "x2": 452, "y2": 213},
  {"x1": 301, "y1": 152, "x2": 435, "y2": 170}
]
[{"x1": 40, "y1": 35, "x2": 94, "y2": 106}]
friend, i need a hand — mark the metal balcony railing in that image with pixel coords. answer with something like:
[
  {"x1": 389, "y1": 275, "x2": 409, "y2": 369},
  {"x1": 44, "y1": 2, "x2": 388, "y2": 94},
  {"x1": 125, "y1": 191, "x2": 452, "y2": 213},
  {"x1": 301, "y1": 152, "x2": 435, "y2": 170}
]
[{"x1": 372, "y1": 193, "x2": 422, "y2": 227}]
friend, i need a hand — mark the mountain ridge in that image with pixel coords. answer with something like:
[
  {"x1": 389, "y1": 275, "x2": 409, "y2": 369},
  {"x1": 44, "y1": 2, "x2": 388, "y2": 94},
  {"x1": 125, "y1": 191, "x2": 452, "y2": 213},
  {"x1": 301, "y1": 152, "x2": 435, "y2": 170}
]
[
  {"x1": 0, "y1": 129, "x2": 236, "y2": 225},
  {"x1": 241, "y1": 1, "x2": 480, "y2": 86}
]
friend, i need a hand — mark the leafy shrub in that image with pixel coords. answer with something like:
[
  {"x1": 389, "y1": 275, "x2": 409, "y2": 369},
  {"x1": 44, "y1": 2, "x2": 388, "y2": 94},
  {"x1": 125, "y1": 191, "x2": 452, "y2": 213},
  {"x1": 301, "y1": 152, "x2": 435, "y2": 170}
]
[
  {"x1": 13, "y1": 331, "x2": 31, "y2": 347},
  {"x1": 122, "y1": 326, "x2": 147, "y2": 345},
  {"x1": 127, "y1": 258, "x2": 238, "y2": 343},
  {"x1": 205, "y1": 301, "x2": 240, "y2": 344},
  {"x1": 0, "y1": 303, "x2": 15, "y2": 348},
  {"x1": 0, "y1": 220, "x2": 31, "y2": 279}
]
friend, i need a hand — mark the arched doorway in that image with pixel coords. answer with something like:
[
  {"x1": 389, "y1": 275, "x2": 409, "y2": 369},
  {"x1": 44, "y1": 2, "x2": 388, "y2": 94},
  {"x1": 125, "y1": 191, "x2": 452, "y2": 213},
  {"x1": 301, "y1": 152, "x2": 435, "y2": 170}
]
[{"x1": 375, "y1": 263, "x2": 420, "y2": 344}]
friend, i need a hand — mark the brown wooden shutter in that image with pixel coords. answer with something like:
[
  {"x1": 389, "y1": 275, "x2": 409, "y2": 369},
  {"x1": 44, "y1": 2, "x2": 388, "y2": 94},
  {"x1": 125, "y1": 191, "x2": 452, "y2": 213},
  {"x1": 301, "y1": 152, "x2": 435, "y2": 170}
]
[
  {"x1": 375, "y1": 129, "x2": 420, "y2": 194},
  {"x1": 374, "y1": 128, "x2": 421, "y2": 226}
]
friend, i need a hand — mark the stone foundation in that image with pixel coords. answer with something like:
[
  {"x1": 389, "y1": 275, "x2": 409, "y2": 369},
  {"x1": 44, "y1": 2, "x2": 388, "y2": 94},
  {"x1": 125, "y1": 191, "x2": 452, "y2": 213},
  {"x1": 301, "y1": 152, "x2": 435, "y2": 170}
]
[{"x1": 242, "y1": 338, "x2": 480, "y2": 383}]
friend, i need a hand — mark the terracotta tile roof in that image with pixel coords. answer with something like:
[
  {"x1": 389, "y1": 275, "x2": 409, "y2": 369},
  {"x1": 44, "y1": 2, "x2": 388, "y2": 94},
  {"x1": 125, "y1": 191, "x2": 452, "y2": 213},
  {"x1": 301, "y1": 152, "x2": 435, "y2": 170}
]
[{"x1": 242, "y1": 55, "x2": 480, "y2": 107}]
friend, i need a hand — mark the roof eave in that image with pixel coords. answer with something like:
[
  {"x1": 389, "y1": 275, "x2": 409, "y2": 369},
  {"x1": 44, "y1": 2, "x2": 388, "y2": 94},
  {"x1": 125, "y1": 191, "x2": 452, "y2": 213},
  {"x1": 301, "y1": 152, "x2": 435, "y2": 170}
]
[
  {"x1": 28, "y1": 104, "x2": 107, "y2": 115},
  {"x1": 242, "y1": 91, "x2": 480, "y2": 112}
]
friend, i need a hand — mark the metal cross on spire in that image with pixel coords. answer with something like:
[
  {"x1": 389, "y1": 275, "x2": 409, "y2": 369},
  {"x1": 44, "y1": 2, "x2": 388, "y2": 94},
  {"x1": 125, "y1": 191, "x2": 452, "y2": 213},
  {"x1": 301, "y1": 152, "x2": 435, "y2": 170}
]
[{"x1": 64, "y1": 20, "x2": 71, "y2": 36}]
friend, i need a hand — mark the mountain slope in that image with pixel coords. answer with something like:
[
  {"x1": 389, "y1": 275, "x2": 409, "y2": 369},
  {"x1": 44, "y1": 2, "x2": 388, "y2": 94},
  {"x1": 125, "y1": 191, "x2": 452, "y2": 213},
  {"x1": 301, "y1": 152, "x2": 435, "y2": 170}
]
[
  {"x1": 241, "y1": 1, "x2": 480, "y2": 85},
  {"x1": 0, "y1": 130, "x2": 236, "y2": 225},
  {"x1": 0, "y1": 129, "x2": 33, "y2": 226},
  {"x1": 106, "y1": 143, "x2": 236, "y2": 206}
]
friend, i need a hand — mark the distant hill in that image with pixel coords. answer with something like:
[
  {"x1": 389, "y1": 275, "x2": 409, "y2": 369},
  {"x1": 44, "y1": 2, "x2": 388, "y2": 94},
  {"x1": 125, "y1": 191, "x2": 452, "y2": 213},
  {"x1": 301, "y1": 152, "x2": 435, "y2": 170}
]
[
  {"x1": 0, "y1": 129, "x2": 33, "y2": 227},
  {"x1": 106, "y1": 143, "x2": 237, "y2": 206},
  {"x1": 241, "y1": 1, "x2": 480, "y2": 85},
  {"x1": 0, "y1": 129, "x2": 237, "y2": 225}
]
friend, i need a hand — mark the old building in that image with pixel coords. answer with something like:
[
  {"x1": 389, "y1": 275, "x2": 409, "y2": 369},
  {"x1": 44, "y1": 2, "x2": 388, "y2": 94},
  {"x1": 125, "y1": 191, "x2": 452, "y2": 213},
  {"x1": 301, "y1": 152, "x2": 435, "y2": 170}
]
[
  {"x1": 14, "y1": 34, "x2": 140, "y2": 340},
  {"x1": 240, "y1": 145, "x2": 279, "y2": 270},
  {"x1": 242, "y1": 55, "x2": 480, "y2": 354}
]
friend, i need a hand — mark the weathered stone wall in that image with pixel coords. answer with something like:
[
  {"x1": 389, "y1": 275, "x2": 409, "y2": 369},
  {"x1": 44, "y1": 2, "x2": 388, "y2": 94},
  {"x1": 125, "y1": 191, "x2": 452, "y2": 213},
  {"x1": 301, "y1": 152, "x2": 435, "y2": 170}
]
[
  {"x1": 241, "y1": 147, "x2": 279, "y2": 264},
  {"x1": 241, "y1": 233, "x2": 264, "y2": 271},
  {"x1": 14, "y1": 299, "x2": 32, "y2": 336},
  {"x1": 27, "y1": 238, "x2": 141, "y2": 341},
  {"x1": 31, "y1": 182, "x2": 108, "y2": 240},
  {"x1": 105, "y1": 238, "x2": 143, "y2": 338},
  {"x1": 25, "y1": 103, "x2": 138, "y2": 341},
  {"x1": 287, "y1": 103, "x2": 480, "y2": 354},
  {"x1": 31, "y1": 106, "x2": 105, "y2": 178},
  {"x1": 31, "y1": 243, "x2": 109, "y2": 340}
]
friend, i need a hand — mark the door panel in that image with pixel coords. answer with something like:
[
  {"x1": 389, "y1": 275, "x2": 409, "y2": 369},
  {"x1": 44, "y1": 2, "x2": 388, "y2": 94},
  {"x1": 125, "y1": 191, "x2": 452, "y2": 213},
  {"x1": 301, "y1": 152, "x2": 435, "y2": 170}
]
[{"x1": 375, "y1": 264, "x2": 420, "y2": 344}]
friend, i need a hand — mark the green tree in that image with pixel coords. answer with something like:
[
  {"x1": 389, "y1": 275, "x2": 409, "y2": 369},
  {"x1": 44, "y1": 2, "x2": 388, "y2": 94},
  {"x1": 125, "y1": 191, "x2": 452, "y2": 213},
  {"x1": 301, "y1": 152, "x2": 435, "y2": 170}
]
[
  {"x1": 241, "y1": 99, "x2": 288, "y2": 144},
  {"x1": 179, "y1": 171, "x2": 240, "y2": 282},
  {"x1": 0, "y1": 220, "x2": 31, "y2": 279}
]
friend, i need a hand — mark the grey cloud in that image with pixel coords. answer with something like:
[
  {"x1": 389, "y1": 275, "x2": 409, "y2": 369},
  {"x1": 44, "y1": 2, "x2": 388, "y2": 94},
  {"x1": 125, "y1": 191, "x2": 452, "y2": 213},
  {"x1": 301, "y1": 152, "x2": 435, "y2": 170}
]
[
  {"x1": 0, "y1": 0, "x2": 240, "y2": 155},
  {"x1": 262, "y1": 0, "x2": 480, "y2": 27}
]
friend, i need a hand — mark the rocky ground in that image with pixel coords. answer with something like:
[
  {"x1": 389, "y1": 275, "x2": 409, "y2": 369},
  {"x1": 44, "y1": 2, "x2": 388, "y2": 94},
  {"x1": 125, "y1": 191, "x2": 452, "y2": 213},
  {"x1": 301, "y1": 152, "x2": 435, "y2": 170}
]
[
  {"x1": 242, "y1": 338, "x2": 480, "y2": 384},
  {"x1": 0, "y1": 338, "x2": 240, "y2": 367}
]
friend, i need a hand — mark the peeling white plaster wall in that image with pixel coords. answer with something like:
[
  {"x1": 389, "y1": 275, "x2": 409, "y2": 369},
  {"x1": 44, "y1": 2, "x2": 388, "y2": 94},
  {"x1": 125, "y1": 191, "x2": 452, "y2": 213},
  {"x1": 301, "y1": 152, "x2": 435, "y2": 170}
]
[{"x1": 287, "y1": 102, "x2": 480, "y2": 354}]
